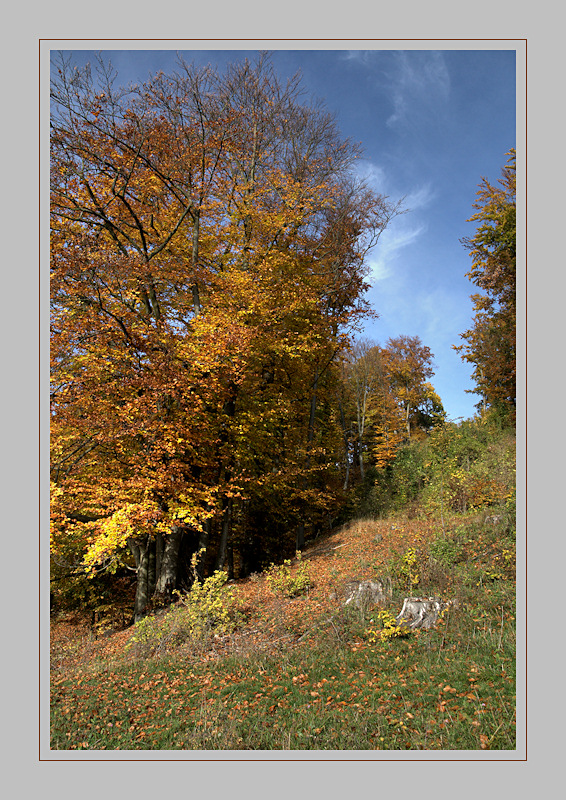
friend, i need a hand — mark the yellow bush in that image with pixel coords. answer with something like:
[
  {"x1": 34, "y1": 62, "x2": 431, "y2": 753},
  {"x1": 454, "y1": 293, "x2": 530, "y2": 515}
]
[
  {"x1": 127, "y1": 550, "x2": 240, "y2": 656},
  {"x1": 266, "y1": 552, "x2": 312, "y2": 598},
  {"x1": 367, "y1": 609, "x2": 410, "y2": 643}
]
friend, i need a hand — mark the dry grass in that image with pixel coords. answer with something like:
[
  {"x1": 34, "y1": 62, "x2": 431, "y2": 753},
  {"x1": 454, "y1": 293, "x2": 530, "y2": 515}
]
[{"x1": 50, "y1": 514, "x2": 437, "y2": 671}]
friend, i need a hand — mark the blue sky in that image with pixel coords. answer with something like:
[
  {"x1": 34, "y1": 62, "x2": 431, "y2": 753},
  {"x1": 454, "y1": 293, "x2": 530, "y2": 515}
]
[{"x1": 53, "y1": 48, "x2": 517, "y2": 422}]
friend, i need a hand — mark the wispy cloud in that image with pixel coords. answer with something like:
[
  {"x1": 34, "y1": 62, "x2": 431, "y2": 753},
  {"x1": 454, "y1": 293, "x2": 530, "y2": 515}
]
[
  {"x1": 342, "y1": 50, "x2": 376, "y2": 66},
  {"x1": 355, "y1": 160, "x2": 434, "y2": 283},
  {"x1": 384, "y1": 51, "x2": 450, "y2": 129},
  {"x1": 368, "y1": 221, "x2": 426, "y2": 282},
  {"x1": 355, "y1": 157, "x2": 435, "y2": 211},
  {"x1": 404, "y1": 183, "x2": 436, "y2": 212},
  {"x1": 354, "y1": 159, "x2": 388, "y2": 194}
]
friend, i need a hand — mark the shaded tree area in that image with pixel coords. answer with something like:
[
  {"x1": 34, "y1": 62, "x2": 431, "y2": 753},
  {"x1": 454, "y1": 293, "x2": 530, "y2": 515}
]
[
  {"x1": 354, "y1": 416, "x2": 515, "y2": 521},
  {"x1": 50, "y1": 52, "x2": 405, "y2": 620}
]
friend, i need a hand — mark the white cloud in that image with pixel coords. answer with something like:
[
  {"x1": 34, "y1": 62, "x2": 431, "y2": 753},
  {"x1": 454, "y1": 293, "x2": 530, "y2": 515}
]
[
  {"x1": 404, "y1": 183, "x2": 435, "y2": 211},
  {"x1": 354, "y1": 159, "x2": 388, "y2": 194},
  {"x1": 353, "y1": 164, "x2": 435, "y2": 283},
  {"x1": 368, "y1": 222, "x2": 426, "y2": 282},
  {"x1": 354, "y1": 158, "x2": 435, "y2": 211},
  {"x1": 339, "y1": 50, "x2": 450, "y2": 131},
  {"x1": 385, "y1": 51, "x2": 450, "y2": 129}
]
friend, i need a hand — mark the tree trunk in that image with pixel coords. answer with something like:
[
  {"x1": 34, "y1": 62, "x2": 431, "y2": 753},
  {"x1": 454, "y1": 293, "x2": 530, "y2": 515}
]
[
  {"x1": 296, "y1": 522, "x2": 305, "y2": 551},
  {"x1": 356, "y1": 382, "x2": 368, "y2": 481},
  {"x1": 156, "y1": 531, "x2": 164, "y2": 583},
  {"x1": 195, "y1": 519, "x2": 210, "y2": 580},
  {"x1": 148, "y1": 541, "x2": 157, "y2": 599},
  {"x1": 128, "y1": 531, "x2": 184, "y2": 620},
  {"x1": 338, "y1": 400, "x2": 351, "y2": 491},
  {"x1": 359, "y1": 450, "x2": 365, "y2": 482},
  {"x1": 191, "y1": 209, "x2": 201, "y2": 314},
  {"x1": 216, "y1": 499, "x2": 232, "y2": 570},
  {"x1": 352, "y1": 438, "x2": 359, "y2": 476},
  {"x1": 155, "y1": 527, "x2": 184, "y2": 598},
  {"x1": 131, "y1": 538, "x2": 151, "y2": 622},
  {"x1": 227, "y1": 543, "x2": 234, "y2": 580}
]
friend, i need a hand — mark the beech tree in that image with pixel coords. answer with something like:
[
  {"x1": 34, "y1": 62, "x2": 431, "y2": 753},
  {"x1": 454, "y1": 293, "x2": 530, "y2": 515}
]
[
  {"x1": 339, "y1": 340, "x2": 383, "y2": 482},
  {"x1": 366, "y1": 347, "x2": 407, "y2": 470},
  {"x1": 455, "y1": 149, "x2": 516, "y2": 421},
  {"x1": 339, "y1": 337, "x2": 443, "y2": 478},
  {"x1": 383, "y1": 335, "x2": 436, "y2": 439},
  {"x1": 50, "y1": 52, "x2": 400, "y2": 619}
]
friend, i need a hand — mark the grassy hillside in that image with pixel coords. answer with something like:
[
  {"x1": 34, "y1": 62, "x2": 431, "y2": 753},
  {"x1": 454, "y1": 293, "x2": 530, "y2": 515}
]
[{"x1": 50, "y1": 504, "x2": 516, "y2": 751}]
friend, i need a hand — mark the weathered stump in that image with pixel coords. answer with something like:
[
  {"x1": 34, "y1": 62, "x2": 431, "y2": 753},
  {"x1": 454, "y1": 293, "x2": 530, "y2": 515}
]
[
  {"x1": 395, "y1": 597, "x2": 452, "y2": 630},
  {"x1": 342, "y1": 578, "x2": 392, "y2": 610}
]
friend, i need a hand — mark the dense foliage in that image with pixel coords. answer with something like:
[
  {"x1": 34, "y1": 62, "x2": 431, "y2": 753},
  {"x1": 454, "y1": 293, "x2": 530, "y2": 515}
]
[
  {"x1": 455, "y1": 150, "x2": 516, "y2": 421},
  {"x1": 355, "y1": 416, "x2": 515, "y2": 521},
  {"x1": 50, "y1": 52, "x2": 405, "y2": 619}
]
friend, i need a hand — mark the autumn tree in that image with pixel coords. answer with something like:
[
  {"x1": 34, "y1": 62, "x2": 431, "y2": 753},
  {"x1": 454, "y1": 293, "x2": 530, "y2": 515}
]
[
  {"x1": 366, "y1": 347, "x2": 407, "y2": 471},
  {"x1": 339, "y1": 340, "x2": 384, "y2": 482},
  {"x1": 455, "y1": 149, "x2": 516, "y2": 422},
  {"x1": 50, "y1": 52, "x2": 400, "y2": 619},
  {"x1": 380, "y1": 336, "x2": 437, "y2": 438},
  {"x1": 338, "y1": 337, "x2": 443, "y2": 478},
  {"x1": 366, "y1": 339, "x2": 443, "y2": 471}
]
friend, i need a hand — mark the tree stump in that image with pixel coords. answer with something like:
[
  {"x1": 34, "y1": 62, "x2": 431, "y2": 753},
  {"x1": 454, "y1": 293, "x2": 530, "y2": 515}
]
[
  {"x1": 342, "y1": 578, "x2": 392, "y2": 610},
  {"x1": 395, "y1": 597, "x2": 452, "y2": 630}
]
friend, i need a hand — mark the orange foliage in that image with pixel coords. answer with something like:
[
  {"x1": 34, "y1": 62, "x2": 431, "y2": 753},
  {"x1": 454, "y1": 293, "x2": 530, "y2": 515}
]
[{"x1": 50, "y1": 53, "x2": 401, "y2": 613}]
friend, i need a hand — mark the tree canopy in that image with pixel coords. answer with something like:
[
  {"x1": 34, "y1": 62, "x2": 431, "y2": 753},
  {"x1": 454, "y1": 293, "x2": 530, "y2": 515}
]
[
  {"x1": 50, "y1": 52, "x2": 406, "y2": 619},
  {"x1": 455, "y1": 149, "x2": 516, "y2": 421}
]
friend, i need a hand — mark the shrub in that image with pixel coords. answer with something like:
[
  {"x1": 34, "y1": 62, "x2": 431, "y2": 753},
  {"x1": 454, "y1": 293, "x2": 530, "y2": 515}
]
[
  {"x1": 266, "y1": 552, "x2": 312, "y2": 598},
  {"x1": 428, "y1": 537, "x2": 464, "y2": 568},
  {"x1": 126, "y1": 550, "x2": 241, "y2": 657},
  {"x1": 366, "y1": 609, "x2": 411, "y2": 643},
  {"x1": 419, "y1": 421, "x2": 515, "y2": 514},
  {"x1": 355, "y1": 419, "x2": 515, "y2": 522},
  {"x1": 386, "y1": 547, "x2": 421, "y2": 591}
]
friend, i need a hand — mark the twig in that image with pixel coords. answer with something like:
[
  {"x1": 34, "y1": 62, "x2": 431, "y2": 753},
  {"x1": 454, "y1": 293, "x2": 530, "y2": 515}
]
[
  {"x1": 488, "y1": 720, "x2": 505, "y2": 746},
  {"x1": 303, "y1": 542, "x2": 350, "y2": 559},
  {"x1": 329, "y1": 617, "x2": 344, "y2": 644}
]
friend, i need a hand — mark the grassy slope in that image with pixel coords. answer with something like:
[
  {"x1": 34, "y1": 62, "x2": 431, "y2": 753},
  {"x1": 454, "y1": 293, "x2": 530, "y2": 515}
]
[{"x1": 50, "y1": 512, "x2": 516, "y2": 751}]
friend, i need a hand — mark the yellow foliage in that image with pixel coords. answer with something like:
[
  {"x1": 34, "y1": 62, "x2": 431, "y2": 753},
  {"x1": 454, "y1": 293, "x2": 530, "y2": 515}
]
[
  {"x1": 82, "y1": 501, "x2": 166, "y2": 573},
  {"x1": 366, "y1": 609, "x2": 410, "y2": 643}
]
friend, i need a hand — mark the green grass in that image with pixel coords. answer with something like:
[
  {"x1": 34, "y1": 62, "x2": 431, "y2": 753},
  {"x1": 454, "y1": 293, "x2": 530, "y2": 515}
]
[
  {"x1": 51, "y1": 618, "x2": 515, "y2": 750},
  {"x1": 50, "y1": 511, "x2": 516, "y2": 751}
]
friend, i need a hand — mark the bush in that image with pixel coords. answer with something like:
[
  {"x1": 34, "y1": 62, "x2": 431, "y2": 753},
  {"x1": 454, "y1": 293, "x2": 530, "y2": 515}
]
[
  {"x1": 126, "y1": 551, "x2": 241, "y2": 658},
  {"x1": 354, "y1": 419, "x2": 514, "y2": 522},
  {"x1": 366, "y1": 609, "x2": 411, "y2": 643},
  {"x1": 384, "y1": 546, "x2": 421, "y2": 591},
  {"x1": 265, "y1": 552, "x2": 312, "y2": 598},
  {"x1": 417, "y1": 420, "x2": 515, "y2": 514}
]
